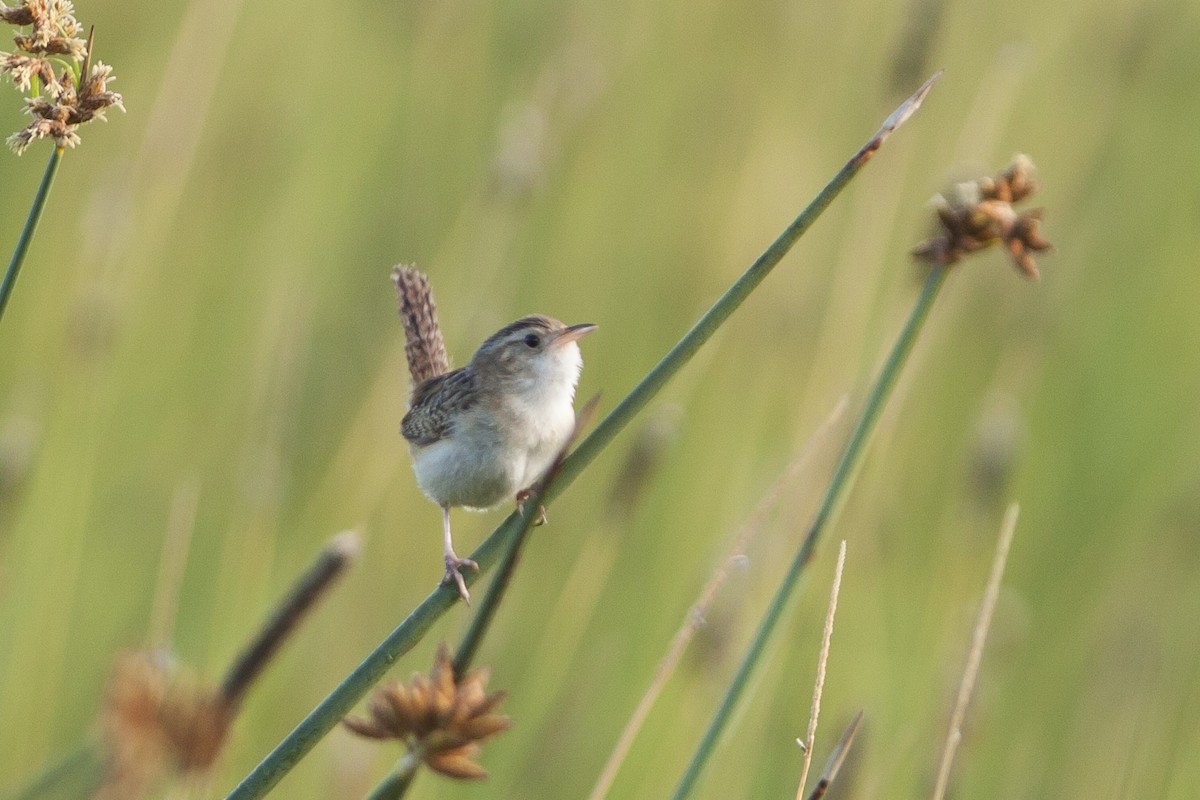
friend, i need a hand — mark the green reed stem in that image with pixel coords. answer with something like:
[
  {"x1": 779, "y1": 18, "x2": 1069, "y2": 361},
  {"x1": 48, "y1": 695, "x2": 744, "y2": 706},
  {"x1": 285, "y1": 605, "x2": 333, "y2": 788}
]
[
  {"x1": 452, "y1": 459, "x2": 562, "y2": 679},
  {"x1": 446, "y1": 396, "x2": 595, "y2": 686},
  {"x1": 362, "y1": 751, "x2": 420, "y2": 800},
  {"x1": 387, "y1": 428, "x2": 579, "y2": 798},
  {"x1": 1, "y1": 147, "x2": 64, "y2": 325},
  {"x1": 224, "y1": 76, "x2": 937, "y2": 800},
  {"x1": 2, "y1": 741, "x2": 103, "y2": 800},
  {"x1": 670, "y1": 263, "x2": 949, "y2": 800}
]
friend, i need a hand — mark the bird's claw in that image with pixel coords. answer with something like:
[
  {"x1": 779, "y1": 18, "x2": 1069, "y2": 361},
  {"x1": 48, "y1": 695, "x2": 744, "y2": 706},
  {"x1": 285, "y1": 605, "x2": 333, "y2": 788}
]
[
  {"x1": 515, "y1": 490, "x2": 548, "y2": 526},
  {"x1": 443, "y1": 555, "x2": 479, "y2": 604}
]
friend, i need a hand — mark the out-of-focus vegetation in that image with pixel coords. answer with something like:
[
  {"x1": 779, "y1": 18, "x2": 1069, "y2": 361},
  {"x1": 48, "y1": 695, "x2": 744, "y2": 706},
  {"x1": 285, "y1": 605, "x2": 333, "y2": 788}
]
[{"x1": 1, "y1": 0, "x2": 1199, "y2": 797}]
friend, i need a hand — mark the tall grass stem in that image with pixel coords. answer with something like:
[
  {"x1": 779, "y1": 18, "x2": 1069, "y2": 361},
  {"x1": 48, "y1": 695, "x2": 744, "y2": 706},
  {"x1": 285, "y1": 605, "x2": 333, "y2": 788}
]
[
  {"x1": 588, "y1": 398, "x2": 847, "y2": 800},
  {"x1": 805, "y1": 711, "x2": 863, "y2": 800},
  {"x1": 221, "y1": 531, "x2": 361, "y2": 710},
  {"x1": 670, "y1": 262, "x2": 949, "y2": 799},
  {"x1": 0, "y1": 147, "x2": 65, "y2": 325},
  {"x1": 795, "y1": 539, "x2": 847, "y2": 800},
  {"x1": 931, "y1": 503, "x2": 1020, "y2": 800},
  {"x1": 363, "y1": 752, "x2": 420, "y2": 800},
  {"x1": 3, "y1": 741, "x2": 102, "y2": 800}
]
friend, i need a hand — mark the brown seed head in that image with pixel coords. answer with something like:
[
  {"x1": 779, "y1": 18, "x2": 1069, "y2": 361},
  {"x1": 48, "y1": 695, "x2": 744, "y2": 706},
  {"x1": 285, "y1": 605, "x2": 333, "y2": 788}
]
[
  {"x1": 5, "y1": 58, "x2": 121, "y2": 153},
  {"x1": 912, "y1": 154, "x2": 1053, "y2": 280},
  {"x1": 344, "y1": 643, "x2": 512, "y2": 781},
  {"x1": 12, "y1": 31, "x2": 84, "y2": 57},
  {"x1": 2, "y1": 0, "x2": 82, "y2": 49},
  {"x1": 96, "y1": 651, "x2": 234, "y2": 800},
  {"x1": 1, "y1": 2, "x2": 123, "y2": 154},
  {"x1": 0, "y1": 52, "x2": 53, "y2": 90},
  {"x1": 0, "y1": 3, "x2": 37, "y2": 26}
]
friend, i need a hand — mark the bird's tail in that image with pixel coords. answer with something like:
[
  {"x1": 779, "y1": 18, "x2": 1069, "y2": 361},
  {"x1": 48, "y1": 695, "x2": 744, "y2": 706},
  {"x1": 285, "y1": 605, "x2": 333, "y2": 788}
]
[{"x1": 391, "y1": 265, "x2": 450, "y2": 386}]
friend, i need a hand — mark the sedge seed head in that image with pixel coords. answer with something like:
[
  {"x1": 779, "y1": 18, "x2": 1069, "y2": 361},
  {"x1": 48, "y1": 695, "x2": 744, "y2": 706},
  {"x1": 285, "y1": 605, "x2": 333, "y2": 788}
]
[
  {"x1": 343, "y1": 643, "x2": 513, "y2": 781},
  {"x1": 913, "y1": 154, "x2": 1053, "y2": 280},
  {"x1": 0, "y1": 0, "x2": 123, "y2": 154},
  {"x1": 95, "y1": 651, "x2": 233, "y2": 800}
]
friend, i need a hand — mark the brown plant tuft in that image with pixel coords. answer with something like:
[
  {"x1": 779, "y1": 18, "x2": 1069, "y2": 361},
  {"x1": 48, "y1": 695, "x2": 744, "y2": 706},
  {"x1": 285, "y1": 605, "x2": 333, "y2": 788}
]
[
  {"x1": 95, "y1": 532, "x2": 357, "y2": 799},
  {"x1": 344, "y1": 643, "x2": 512, "y2": 781},
  {"x1": 0, "y1": 0, "x2": 123, "y2": 153},
  {"x1": 912, "y1": 154, "x2": 1053, "y2": 280},
  {"x1": 95, "y1": 651, "x2": 233, "y2": 800}
]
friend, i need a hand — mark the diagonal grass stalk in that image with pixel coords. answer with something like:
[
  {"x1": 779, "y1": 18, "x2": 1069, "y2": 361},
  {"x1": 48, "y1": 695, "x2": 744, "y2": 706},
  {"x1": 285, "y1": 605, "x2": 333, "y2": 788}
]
[
  {"x1": 452, "y1": 395, "x2": 598, "y2": 680},
  {"x1": 224, "y1": 74, "x2": 938, "y2": 800},
  {"x1": 795, "y1": 539, "x2": 848, "y2": 800},
  {"x1": 589, "y1": 398, "x2": 847, "y2": 800},
  {"x1": 1, "y1": 741, "x2": 102, "y2": 800},
  {"x1": 670, "y1": 262, "x2": 950, "y2": 799},
  {"x1": 0, "y1": 147, "x2": 64, "y2": 325},
  {"x1": 365, "y1": 400, "x2": 600, "y2": 800},
  {"x1": 363, "y1": 751, "x2": 420, "y2": 800},
  {"x1": 805, "y1": 710, "x2": 863, "y2": 800},
  {"x1": 369, "y1": 486, "x2": 552, "y2": 800},
  {"x1": 3, "y1": 531, "x2": 357, "y2": 799},
  {"x1": 931, "y1": 503, "x2": 1020, "y2": 800}
]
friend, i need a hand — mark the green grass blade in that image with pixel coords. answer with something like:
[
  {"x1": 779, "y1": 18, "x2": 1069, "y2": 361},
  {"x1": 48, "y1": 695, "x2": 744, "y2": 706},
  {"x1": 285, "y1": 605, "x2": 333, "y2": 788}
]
[
  {"x1": 1, "y1": 147, "x2": 65, "y2": 325},
  {"x1": 670, "y1": 263, "x2": 949, "y2": 800},
  {"x1": 362, "y1": 752, "x2": 420, "y2": 800},
  {"x1": 452, "y1": 395, "x2": 598, "y2": 680},
  {"x1": 2, "y1": 741, "x2": 103, "y2": 800}
]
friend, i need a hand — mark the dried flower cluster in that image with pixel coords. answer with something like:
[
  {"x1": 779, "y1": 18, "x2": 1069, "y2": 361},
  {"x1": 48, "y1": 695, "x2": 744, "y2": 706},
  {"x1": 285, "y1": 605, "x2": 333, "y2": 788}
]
[
  {"x1": 913, "y1": 154, "x2": 1053, "y2": 280},
  {"x1": 0, "y1": 0, "x2": 123, "y2": 154},
  {"x1": 344, "y1": 643, "x2": 513, "y2": 781},
  {"x1": 96, "y1": 651, "x2": 233, "y2": 800},
  {"x1": 0, "y1": 0, "x2": 85, "y2": 59}
]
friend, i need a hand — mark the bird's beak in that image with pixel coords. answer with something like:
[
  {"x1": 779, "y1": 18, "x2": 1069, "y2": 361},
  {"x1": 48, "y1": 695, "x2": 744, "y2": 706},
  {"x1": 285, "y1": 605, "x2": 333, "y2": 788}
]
[{"x1": 553, "y1": 323, "x2": 598, "y2": 346}]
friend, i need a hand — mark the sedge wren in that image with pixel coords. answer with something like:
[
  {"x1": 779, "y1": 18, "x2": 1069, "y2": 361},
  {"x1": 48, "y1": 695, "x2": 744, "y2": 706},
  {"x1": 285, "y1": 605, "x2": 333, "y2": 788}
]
[{"x1": 391, "y1": 266, "x2": 596, "y2": 603}]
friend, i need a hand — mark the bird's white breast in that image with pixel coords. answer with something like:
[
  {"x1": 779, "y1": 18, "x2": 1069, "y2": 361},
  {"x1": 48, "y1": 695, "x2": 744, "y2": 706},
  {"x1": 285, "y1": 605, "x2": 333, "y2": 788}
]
[{"x1": 410, "y1": 341, "x2": 582, "y2": 510}]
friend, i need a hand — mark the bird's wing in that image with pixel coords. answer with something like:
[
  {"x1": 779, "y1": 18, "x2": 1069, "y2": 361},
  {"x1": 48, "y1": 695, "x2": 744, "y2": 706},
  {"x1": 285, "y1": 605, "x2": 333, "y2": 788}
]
[{"x1": 401, "y1": 368, "x2": 477, "y2": 446}]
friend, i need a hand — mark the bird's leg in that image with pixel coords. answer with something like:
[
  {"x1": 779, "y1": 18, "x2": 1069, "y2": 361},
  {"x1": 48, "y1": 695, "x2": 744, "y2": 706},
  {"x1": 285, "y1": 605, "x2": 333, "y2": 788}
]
[
  {"x1": 441, "y1": 506, "x2": 478, "y2": 603},
  {"x1": 514, "y1": 488, "x2": 548, "y2": 526}
]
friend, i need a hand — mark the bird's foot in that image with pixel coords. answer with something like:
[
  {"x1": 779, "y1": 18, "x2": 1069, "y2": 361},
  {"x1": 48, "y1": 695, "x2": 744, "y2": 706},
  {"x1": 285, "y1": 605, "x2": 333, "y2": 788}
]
[
  {"x1": 442, "y1": 554, "x2": 479, "y2": 604},
  {"x1": 515, "y1": 489, "x2": 548, "y2": 526}
]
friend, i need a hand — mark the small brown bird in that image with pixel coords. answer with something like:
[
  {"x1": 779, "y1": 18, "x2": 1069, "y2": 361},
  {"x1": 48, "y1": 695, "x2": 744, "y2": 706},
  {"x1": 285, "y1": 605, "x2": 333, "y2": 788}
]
[{"x1": 392, "y1": 266, "x2": 596, "y2": 602}]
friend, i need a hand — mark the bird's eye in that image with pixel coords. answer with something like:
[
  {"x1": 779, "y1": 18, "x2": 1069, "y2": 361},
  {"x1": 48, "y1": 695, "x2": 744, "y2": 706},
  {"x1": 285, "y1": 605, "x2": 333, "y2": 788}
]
[{"x1": 523, "y1": 332, "x2": 541, "y2": 348}]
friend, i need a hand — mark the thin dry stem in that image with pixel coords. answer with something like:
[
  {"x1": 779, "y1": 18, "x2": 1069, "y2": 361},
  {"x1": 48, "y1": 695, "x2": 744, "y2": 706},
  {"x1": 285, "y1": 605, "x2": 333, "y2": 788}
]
[
  {"x1": 796, "y1": 539, "x2": 847, "y2": 800},
  {"x1": 588, "y1": 398, "x2": 847, "y2": 800},
  {"x1": 220, "y1": 531, "x2": 361, "y2": 710},
  {"x1": 873, "y1": 71, "x2": 942, "y2": 146},
  {"x1": 850, "y1": 70, "x2": 941, "y2": 170},
  {"x1": 148, "y1": 479, "x2": 201, "y2": 648},
  {"x1": 806, "y1": 710, "x2": 863, "y2": 800},
  {"x1": 931, "y1": 503, "x2": 1019, "y2": 800}
]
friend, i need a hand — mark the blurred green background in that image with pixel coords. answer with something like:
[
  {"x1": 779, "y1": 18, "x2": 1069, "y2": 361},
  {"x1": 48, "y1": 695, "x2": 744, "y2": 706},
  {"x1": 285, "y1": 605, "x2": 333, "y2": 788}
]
[{"x1": 2, "y1": 0, "x2": 1199, "y2": 797}]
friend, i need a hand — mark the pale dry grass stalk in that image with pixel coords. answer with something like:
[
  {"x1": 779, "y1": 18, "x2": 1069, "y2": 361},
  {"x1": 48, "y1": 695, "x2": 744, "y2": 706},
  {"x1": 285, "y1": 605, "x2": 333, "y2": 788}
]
[
  {"x1": 795, "y1": 539, "x2": 847, "y2": 800},
  {"x1": 670, "y1": 78, "x2": 942, "y2": 800},
  {"x1": 931, "y1": 502, "x2": 1020, "y2": 800},
  {"x1": 148, "y1": 479, "x2": 201, "y2": 648},
  {"x1": 587, "y1": 398, "x2": 847, "y2": 800},
  {"x1": 806, "y1": 710, "x2": 863, "y2": 800}
]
